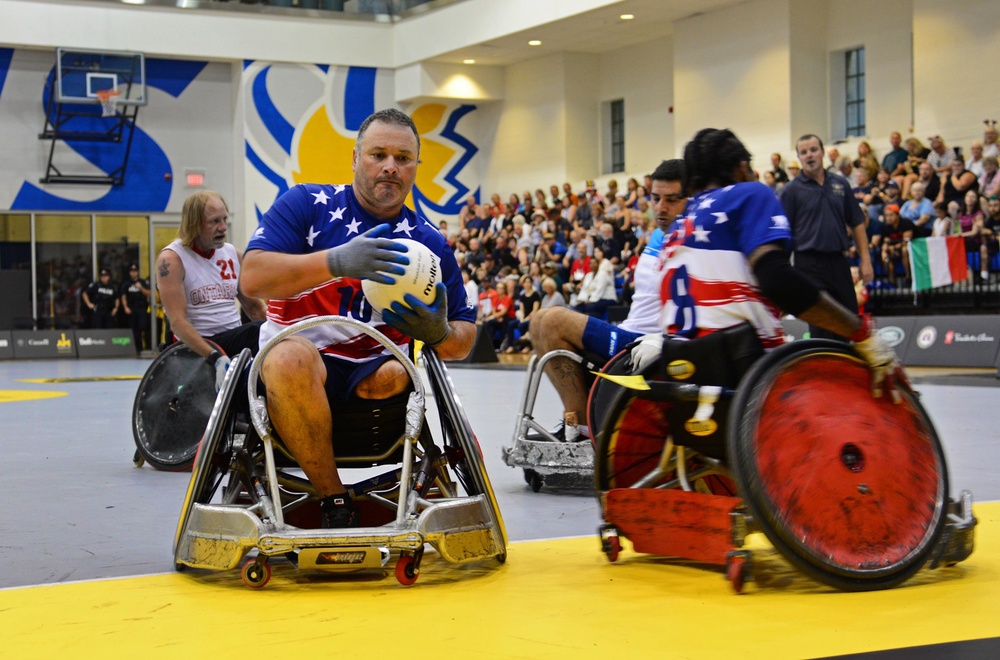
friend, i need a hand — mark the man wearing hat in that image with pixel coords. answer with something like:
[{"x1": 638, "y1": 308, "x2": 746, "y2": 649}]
[
  {"x1": 82, "y1": 268, "x2": 119, "y2": 329},
  {"x1": 120, "y1": 263, "x2": 151, "y2": 353}
]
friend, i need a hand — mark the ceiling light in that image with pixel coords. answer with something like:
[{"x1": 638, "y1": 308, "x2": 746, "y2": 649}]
[
  {"x1": 463, "y1": 59, "x2": 476, "y2": 64},
  {"x1": 528, "y1": 40, "x2": 542, "y2": 46},
  {"x1": 620, "y1": 14, "x2": 635, "y2": 20}
]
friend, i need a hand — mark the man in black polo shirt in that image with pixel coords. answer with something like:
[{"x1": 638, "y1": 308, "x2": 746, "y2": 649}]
[{"x1": 781, "y1": 133, "x2": 872, "y2": 341}]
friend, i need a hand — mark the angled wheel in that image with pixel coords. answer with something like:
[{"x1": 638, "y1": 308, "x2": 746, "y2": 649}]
[
  {"x1": 424, "y1": 350, "x2": 508, "y2": 556},
  {"x1": 173, "y1": 349, "x2": 253, "y2": 569},
  {"x1": 132, "y1": 342, "x2": 219, "y2": 471},
  {"x1": 728, "y1": 341, "x2": 948, "y2": 591},
  {"x1": 241, "y1": 558, "x2": 271, "y2": 589},
  {"x1": 395, "y1": 554, "x2": 419, "y2": 586}
]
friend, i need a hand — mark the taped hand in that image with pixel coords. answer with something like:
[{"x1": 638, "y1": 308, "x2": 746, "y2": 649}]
[
  {"x1": 382, "y1": 282, "x2": 451, "y2": 347},
  {"x1": 206, "y1": 350, "x2": 231, "y2": 392},
  {"x1": 325, "y1": 223, "x2": 409, "y2": 284},
  {"x1": 851, "y1": 317, "x2": 909, "y2": 403},
  {"x1": 629, "y1": 333, "x2": 664, "y2": 374}
]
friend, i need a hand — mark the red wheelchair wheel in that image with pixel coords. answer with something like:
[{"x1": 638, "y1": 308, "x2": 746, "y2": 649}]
[{"x1": 728, "y1": 341, "x2": 948, "y2": 591}]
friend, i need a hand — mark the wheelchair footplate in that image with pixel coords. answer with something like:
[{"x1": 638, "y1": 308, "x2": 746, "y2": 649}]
[
  {"x1": 173, "y1": 316, "x2": 508, "y2": 589},
  {"x1": 599, "y1": 488, "x2": 754, "y2": 593},
  {"x1": 502, "y1": 350, "x2": 596, "y2": 493}
]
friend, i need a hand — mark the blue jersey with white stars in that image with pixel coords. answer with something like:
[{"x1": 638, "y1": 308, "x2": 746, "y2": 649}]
[
  {"x1": 659, "y1": 181, "x2": 792, "y2": 347},
  {"x1": 247, "y1": 183, "x2": 476, "y2": 360}
]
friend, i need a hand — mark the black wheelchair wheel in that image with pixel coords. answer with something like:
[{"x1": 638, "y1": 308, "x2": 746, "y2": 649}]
[
  {"x1": 173, "y1": 349, "x2": 253, "y2": 570},
  {"x1": 132, "y1": 342, "x2": 219, "y2": 471},
  {"x1": 727, "y1": 341, "x2": 949, "y2": 591}
]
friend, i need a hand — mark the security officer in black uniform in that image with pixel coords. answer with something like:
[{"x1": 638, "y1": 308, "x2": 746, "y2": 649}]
[
  {"x1": 83, "y1": 268, "x2": 119, "y2": 329},
  {"x1": 120, "y1": 263, "x2": 151, "y2": 352}
]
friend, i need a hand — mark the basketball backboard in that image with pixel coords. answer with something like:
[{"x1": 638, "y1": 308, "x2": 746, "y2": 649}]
[{"x1": 55, "y1": 48, "x2": 147, "y2": 106}]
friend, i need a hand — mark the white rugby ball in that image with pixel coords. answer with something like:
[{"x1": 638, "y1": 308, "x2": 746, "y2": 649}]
[{"x1": 362, "y1": 238, "x2": 442, "y2": 313}]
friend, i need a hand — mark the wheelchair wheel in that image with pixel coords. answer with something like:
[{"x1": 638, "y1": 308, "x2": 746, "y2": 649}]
[
  {"x1": 423, "y1": 350, "x2": 508, "y2": 559},
  {"x1": 586, "y1": 349, "x2": 629, "y2": 450},
  {"x1": 173, "y1": 349, "x2": 253, "y2": 570},
  {"x1": 132, "y1": 342, "x2": 219, "y2": 471},
  {"x1": 594, "y1": 384, "x2": 735, "y2": 495},
  {"x1": 728, "y1": 341, "x2": 948, "y2": 591}
]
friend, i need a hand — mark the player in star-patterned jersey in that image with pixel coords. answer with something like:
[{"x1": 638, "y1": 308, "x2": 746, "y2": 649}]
[
  {"x1": 630, "y1": 128, "x2": 906, "y2": 402},
  {"x1": 241, "y1": 109, "x2": 476, "y2": 528}
]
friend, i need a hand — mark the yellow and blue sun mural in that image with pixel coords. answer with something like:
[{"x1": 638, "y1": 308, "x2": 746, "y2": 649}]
[{"x1": 243, "y1": 61, "x2": 480, "y2": 226}]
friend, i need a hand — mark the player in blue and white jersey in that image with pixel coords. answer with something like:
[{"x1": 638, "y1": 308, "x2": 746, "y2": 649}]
[
  {"x1": 529, "y1": 159, "x2": 688, "y2": 443},
  {"x1": 241, "y1": 109, "x2": 476, "y2": 528}
]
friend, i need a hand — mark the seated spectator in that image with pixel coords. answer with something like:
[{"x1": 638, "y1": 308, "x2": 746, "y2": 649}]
[
  {"x1": 897, "y1": 137, "x2": 931, "y2": 197},
  {"x1": 915, "y1": 161, "x2": 941, "y2": 203},
  {"x1": 931, "y1": 201, "x2": 954, "y2": 238},
  {"x1": 458, "y1": 195, "x2": 477, "y2": 230},
  {"x1": 984, "y1": 121, "x2": 999, "y2": 159},
  {"x1": 533, "y1": 189, "x2": 549, "y2": 212},
  {"x1": 835, "y1": 155, "x2": 853, "y2": 180},
  {"x1": 854, "y1": 140, "x2": 879, "y2": 178},
  {"x1": 927, "y1": 135, "x2": 957, "y2": 174},
  {"x1": 505, "y1": 274, "x2": 541, "y2": 352},
  {"x1": 466, "y1": 204, "x2": 491, "y2": 237},
  {"x1": 573, "y1": 250, "x2": 618, "y2": 319},
  {"x1": 477, "y1": 277, "x2": 498, "y2": 323},
  {"x1": 852, "y1": 265, "x2": 869, "y2": 315},
  {"x1": 540, "y1": 276, "x2": 568, "y2": 309},
  {"x1": 853, "y1": 167, "x2": 874, "y2": 202},
  {"x1": 595, "y1": 222, "x2": 623, "y2": 265},
  {"x1": 864, "y1": 168, "x2": 894, "y2": 221},
  {"x1": 787, "y1": 160, "x2": 801, "y2": 179},
  {"x1": 462, "y1": 269, "x2": 478, "y2": 313},
  {"x1": 900, "y1": 181, "x2": 935, "y2": 238},
  {"x1": 880, "y1": 204, "x2": 915, "y2": 286},
  {"x1": 937, "y1": 158, "x2": 979, "y2": 208},
  {"x1": 882, "y1": 132, "x2": 909, "y2": 178},
  {"x1": 979, "y1": 156, "x2": 1000, "y2": 200},
  {"x1": 966, "y1": 141, "x2": 986, "y2": 178}
]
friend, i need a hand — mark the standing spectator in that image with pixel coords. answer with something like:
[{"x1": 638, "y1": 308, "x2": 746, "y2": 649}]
[
  {"x1": 769, "y1": 152, "x2": 789, "y2": 185},
  {"x1": 881, "y1": 132, "x2": 909, "y2": 179},
  {"x1": 781, "y1": 133, "x2": 872, "y2": 340},
  {"x1": 120, "y1": 263, "x2": 150, "y2": 353},
  {"x1": 979, "y1": 196, "x2": 1000, "y2": 277},
  {"x1": 957, "y1": 190, "x2": 986, "y2": 280},
  {"x1": 82, "y1": 268, "x2": 119, "y2": 329},
  {"x1": 505, "y1": 274, "x2": 541, "y2": 352},
  {"x1": 927, "y1": 135, "x2": 957, "y2": 174},
  {"x1": 462, "y1": 269, "x2": 479, "y2": 313},
  {"x1": 483, "y1": 280, "x2": 515, "y2": 351},
  {"x1": 879, "y1": 204, "x2": 915, "y2": 287}
]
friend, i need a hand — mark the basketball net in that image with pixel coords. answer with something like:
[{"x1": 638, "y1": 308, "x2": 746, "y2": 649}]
[{"x1": 95, "y1": 89, "x2": 121, "y2": 117}]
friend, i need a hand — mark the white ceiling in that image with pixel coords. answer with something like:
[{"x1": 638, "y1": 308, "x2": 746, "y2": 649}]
[{"x1": 425, "y1": 0, "x2": 747, "y2": 66}]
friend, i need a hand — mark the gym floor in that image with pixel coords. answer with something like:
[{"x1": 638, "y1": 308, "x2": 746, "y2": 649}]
[{"x1": 1, "y1": 357, "x2": 998, "y2": 658}]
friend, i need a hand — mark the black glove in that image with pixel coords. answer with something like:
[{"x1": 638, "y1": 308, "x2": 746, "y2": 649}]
[
  {"x1": 381, "y1": 282, "x2": 451, "y2": 347},
  {"x1": 325, "y1": 223, "x2": 409, "y2": 284}
]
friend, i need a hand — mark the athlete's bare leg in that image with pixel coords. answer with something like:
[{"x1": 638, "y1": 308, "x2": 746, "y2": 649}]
[{"x1": 529, "y1": 307, "x2": 591, "y2": 435}]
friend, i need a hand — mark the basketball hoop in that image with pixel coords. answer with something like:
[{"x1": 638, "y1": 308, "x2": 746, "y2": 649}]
[{"x1": 95, "y1": 89, "x2": 121, "y2": 117}]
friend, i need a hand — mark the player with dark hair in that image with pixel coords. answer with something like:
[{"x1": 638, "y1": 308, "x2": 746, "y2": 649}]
[
  {"x1": 83, "y1": 268, "x2": 119, "y2": 329},
  {"x1": 634, "y1": 128, "x2": 904, "y2": 400},
  {"x1": 241, "y1": 108, "x2": 476, "y2": 528},
  {"x1": 120, "y1": 263, "x2": 150, "y2": 353},
  {"x1": 157, "y1": 190, "x2": 267, "y2": 388},
  {"x1": 529, "y1": 159, "x2": 688, "y2": 443}
]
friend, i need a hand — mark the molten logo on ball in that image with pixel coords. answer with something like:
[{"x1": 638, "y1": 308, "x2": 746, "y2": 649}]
[{"x1": 362, "y1": 239, "x2": 441, "y2": 314}]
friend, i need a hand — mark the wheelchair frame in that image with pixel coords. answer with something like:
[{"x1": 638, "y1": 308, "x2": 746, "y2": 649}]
[
  {"x1": 502, "y1": 349, "x2": 597, "y2": 492},
  {"x1": 173, "y1": 316, "x2": 507, "y2": 588},
  {"x1": 595, "y1": 340, "x2": 977, "y2": 593}
]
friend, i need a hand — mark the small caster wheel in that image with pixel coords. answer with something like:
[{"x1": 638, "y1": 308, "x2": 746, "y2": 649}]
[
  {"x1": 526, "y1": 470, "x2": 543, "y2": 493},
  {"x1": 395, "y1": 554, "x2": 419, "y2": 586},
  {"x1": 725, "y1": 551, "x2": 751, "y2": 594},
  {"x1": 599, "y1": 524, "x2": 621, "y2": 562},
  {"x1": 241, "y1": 558, "x2": 271, "y2": 589},
  {"x1": 133, "y1": 450, "x2": 145, "y2": 468}
]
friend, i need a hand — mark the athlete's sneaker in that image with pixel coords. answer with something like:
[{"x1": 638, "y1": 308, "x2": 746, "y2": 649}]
[{"x1": 320, "y1": 493, "x2": 360, "y2": 529}]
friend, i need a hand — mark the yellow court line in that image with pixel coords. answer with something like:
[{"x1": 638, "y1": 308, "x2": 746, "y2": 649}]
[
  {"x1": 0, "y1": 390, "x2": 68, "y2": 403},
  {"x1": 1, "y1": 503, "x2": 998, "y2": 659},
  {"x1": 18, "y1": 376, "x2": 143, "y2": 383}
]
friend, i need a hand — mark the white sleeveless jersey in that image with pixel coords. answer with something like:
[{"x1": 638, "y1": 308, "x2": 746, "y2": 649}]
[
  {"x1": 618, "y1": 227, "x2": 665, "y2": 335},
  {"x1": 163, "y1": 239, "x2": 242, "y2": 336}
]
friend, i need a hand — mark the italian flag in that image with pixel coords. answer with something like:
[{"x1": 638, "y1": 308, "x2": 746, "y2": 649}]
[{"x1": 908, "y1": 236, "x2": 968, "y2": 291}]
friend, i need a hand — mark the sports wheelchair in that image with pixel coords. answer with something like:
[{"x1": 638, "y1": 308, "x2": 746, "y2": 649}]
[
  {"x1": 132, "y1": 341, "x2": 219, "y2": 471},
  {"x1": 173, "y1": 316, "x2": 507, "y2": 588},
  {"x1": 592, "y1": 326, "x2": 977, "y2": 593}
]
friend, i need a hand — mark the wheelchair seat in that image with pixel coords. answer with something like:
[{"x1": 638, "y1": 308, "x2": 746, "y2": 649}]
[
  {"x1": 173, "y1": 316, "x2": 507, "y2": 588},
  {"x1": 595, "y1": 337, "x2": 977, "y2": 593}
]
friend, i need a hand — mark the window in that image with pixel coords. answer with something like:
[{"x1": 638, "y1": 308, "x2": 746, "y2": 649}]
[
  {"x1": 845, "y1": 47, "x2": 865, "y2": 137},
  {"x1": 610, "y1": 99, "x2": 625, "y2": 173}
]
